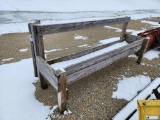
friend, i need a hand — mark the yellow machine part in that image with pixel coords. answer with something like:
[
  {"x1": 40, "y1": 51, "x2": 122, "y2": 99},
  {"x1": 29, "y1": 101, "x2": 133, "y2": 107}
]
[{"x1": 138, "y1": 100, "x2": 160, "y2": 120}]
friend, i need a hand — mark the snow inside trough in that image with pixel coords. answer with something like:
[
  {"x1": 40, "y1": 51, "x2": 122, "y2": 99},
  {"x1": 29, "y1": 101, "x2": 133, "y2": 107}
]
[{"x1": 51, "y1": 38, "x2": 127, "y2": 71}]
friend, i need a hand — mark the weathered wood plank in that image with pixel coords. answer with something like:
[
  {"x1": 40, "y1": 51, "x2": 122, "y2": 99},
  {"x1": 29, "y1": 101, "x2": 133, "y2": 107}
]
[
  {"x1": 29, "y1": 39, "x2": 38, "y2": 77},
  {"x1": 58, "y1": 73, "x2": 67, "y2": 113},
  {"x1": 125, "y1": 34, "x2": 145, "y2": 43},
  {"x1": 137, "y1": 38, "x2": 149, "y2": 64},
  {"x1": 36, "y1": 56, "x2": 58, "y2": 91},
  {"x1": 31, "y1": 23, "x2": 48, "y2": 89},
  {"x1": 47, "y1": 39, "x2": 123, "y2": 64},
  {"x1": 120, "y1": 22, "x2": 128, "y2": 40},
  {"x1": 28, "y1": 21, "x2": 40, "y2": 77},
  {"x1": 65, "y1": 39, "x2": 145, "y2": 75},
  {"x1": 32, "y1": 25, "x2": 45, "y2": 58},
  {"x1": 67, "y1": 45, "x2": 141, "y2": 84},
  {"x1": 36, "y1": 17, "x2": 130, "y2": 35}
]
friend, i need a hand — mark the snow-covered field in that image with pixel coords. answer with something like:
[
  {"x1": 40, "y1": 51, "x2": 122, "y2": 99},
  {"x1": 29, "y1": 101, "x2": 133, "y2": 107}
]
[
  {"x1": 0, "y1": 10, "x2": 160, "y2": 35},
  {"x1": 0, "y1": 0, "x2": 160, "y2": 120},
  {"x1": 1, "y1": 0, "x2": 160, "y2": 12}
]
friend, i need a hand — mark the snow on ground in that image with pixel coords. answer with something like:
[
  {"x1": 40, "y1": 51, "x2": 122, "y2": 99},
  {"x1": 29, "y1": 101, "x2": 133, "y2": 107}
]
[
  {"x1": 44, "y1": 49, "x2": 62, "y2": 53},
  {"x1": 128, "y1": 47, "x2": 160, "y2": 60},
  {"x1": 0, "y1": 59, "x2": 51, "y2": 120},
  {"x1": 74, "y1": 34, "x2": 88, "y2": 40},
  {"x1": 1, "y1": 58, "x2": 14, "y2": 62},
  {"x1": 144, "y1": 47, "x2": 160, "y2": 60},
  {"x1": 0, "y1": 59, "x2": 72, "y2": 120},
  {"x1": 131, "y1": 29, "x2": 146, "y2": 36},
  {"x1": 131, "y1": 20, "x2": 160, "y2": 36},
  {"x1": 112, "y1": 75, "x2": 151, "y2": 101},
  {"x1": 19, "y1": 48, "x2": 28, "y2": 52},
  {"x1": 141, "y1": 20, "x2": 160, "y2": 27},
  {"x1": 78, "y1": 44, "x2": 91, "y2": 48},
  {"x1": 0, "y1": 22, "x2": 29, "y2": 35},
  {"x1": 1, "y1": 0, "x2": 160, "y2": 12},
  {"x1": 46, "y1": 105, "x2": 72, "y2": 119},
  {"x1": 104, "y1": 26, "x2": 122, "y2": 32}
]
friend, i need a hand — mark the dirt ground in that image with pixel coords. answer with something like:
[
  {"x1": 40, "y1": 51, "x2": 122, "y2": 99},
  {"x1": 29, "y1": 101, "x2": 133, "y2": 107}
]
[{"x1": 0, "y1": 17, "x2": 160, "y2": 119}]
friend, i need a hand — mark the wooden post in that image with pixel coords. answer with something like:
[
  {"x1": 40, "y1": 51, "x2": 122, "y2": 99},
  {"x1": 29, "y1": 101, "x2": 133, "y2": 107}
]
[
  {"x1": 31, "y1": 23, "x2": 48, "y2": 89},
  {"x1": 58, "y1": 73, "x2": 67, "y2": 113},
  {"x1": 28, "y1": 23, "x2": 38, "y2": 77},
  {"x1": 137, "y1": 38, "x2": 149, "y2": 64},
  {"x1": 120, "y1": 22, "x2": 128, "y2": 40}
]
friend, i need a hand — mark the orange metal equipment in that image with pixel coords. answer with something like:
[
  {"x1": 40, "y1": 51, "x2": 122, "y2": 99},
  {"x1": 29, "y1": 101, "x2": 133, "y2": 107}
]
[{"x1": 137, "y1": 27, "x2": 160, "y2": 50}]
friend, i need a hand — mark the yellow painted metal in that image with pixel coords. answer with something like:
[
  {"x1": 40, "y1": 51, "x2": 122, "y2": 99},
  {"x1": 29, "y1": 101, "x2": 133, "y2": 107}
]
[{"x1": 138, "y1": 100, "x2": 160, "y2": 120}]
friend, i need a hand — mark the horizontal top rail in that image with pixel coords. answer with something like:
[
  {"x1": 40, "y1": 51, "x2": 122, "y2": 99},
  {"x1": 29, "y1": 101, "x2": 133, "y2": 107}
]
[{"x1": 36, "y1": 17, "x2": 130, "y2": 35}]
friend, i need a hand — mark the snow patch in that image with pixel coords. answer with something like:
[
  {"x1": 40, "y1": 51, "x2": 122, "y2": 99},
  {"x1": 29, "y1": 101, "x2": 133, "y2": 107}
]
[
  {"x1": 126, "y1": 29, "x2": 135, "y2": 32},
  {"x1": 128, "y1": 54, "x2": 138, "y2": 59},
  {"x1": 1, "y1": 58, "x2": 14, "y2": 62},
  {"x1": 131, "y1": 29, "x2": 146, "y2": 35},
  {"x1": 104, "y1": 26, "x2": 122, "y2": 32},
  {"x1": 112, "y1": 75, "x2": 151, "y2": 101},
  {"x1": 64, "y1": 110, "x2": 72, "y2": 115},
  {"x1": 128, "y1": 47, "x2": 160, "y2": 61},
  {"x1": 144, "y1": 48, "x2": 160, "y2": 60},
  {"x1": 74, "y1": 34, "x2": 88, "y2": 40},
  {"x1": 0, "y1": 22, "x2": 29, "y2": 35},
  {"x1": 46, "y1": 105, "x2": 72, "y2": 119},
  {"x1": 19, "y1": 48, "x2": 28, "y2": 52},
  {"x1": 141, "y1": 20, "x2": 160, "y2": 27},
  {"x1": 0, "y1": 59, "x2": 51, "y2": 120},
  {"x1": 141, "y1": 62, "x2": 145, "y2": 66},
  {"x1": 78, "y1": 44, "x2": 90, "y2": 48}
]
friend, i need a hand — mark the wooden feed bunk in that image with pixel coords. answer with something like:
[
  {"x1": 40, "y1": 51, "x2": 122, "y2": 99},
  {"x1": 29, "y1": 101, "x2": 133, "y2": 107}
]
[{"x1": 28, "y1": 17, "x2": 149, "y2": 113}]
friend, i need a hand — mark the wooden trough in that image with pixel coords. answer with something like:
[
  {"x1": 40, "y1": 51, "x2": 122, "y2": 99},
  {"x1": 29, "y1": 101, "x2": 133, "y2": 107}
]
[{"x1": 28, "y1": 17, "x2": 149, "y2": 113}]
